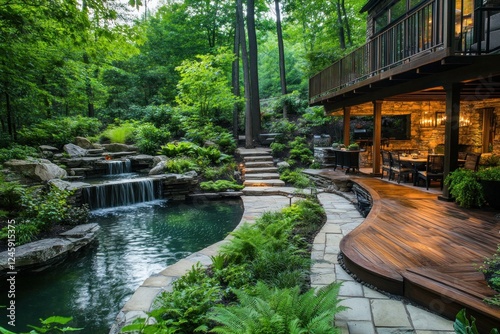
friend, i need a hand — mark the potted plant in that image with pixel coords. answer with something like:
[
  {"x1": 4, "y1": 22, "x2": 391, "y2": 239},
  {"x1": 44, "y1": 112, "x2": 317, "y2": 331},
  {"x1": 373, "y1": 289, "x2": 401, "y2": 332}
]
[
  {"x1": 477, "y1": 166, "x2": 500, "y2": 209},
  {"x1": 444, "y1": 169, "x2": 485, "y2": 208},
  {"x1": 479, "y1": 244, "x2": 500, "y2": 307},
  {"x1": 348, "y1": 143, "x2": 359, "y2": 151}
]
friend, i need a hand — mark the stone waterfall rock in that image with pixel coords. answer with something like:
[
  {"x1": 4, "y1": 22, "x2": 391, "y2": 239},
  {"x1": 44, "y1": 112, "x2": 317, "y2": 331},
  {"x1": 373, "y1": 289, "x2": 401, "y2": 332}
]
[
  {"x1": 75, "y1": 137, "x2": 94, "y2": 149},
  {"x1": 63, "y1": 143, "x2": 88, "y2": 158},
  {"x1": 149, "y1": 156, "x2": 168, "y2": 175},
  {"x1": 0, "y1": 223, "x2": 100, "y2": 274},
  {"x1": 4, "y1": 159, "x2": 67, "y2": 181}
]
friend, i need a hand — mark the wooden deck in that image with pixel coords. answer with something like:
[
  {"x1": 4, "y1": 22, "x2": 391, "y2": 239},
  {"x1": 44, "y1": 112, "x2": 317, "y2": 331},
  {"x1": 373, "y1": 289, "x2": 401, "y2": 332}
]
[{"x1": 333, "y1": 176, "x2": 500, "y2": 331}]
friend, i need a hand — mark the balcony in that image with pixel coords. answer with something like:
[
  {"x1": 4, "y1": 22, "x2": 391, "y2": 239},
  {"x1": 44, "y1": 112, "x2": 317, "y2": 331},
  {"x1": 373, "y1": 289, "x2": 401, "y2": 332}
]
[{"x1": 309, "y1": 0, "x2": 500, "y2": 107}]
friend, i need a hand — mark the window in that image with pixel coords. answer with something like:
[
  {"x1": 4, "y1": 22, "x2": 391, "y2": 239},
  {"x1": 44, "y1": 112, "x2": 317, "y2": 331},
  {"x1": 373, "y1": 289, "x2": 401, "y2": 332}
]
[{"x1": 374, "y1": 0, "x2": 427, "y2": 33}]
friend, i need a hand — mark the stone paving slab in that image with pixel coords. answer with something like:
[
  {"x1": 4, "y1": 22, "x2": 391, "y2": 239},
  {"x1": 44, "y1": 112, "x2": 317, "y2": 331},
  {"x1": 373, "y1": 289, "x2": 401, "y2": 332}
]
[{"x1": 314, "y1": 192, "x2": 455, "y2": 334}]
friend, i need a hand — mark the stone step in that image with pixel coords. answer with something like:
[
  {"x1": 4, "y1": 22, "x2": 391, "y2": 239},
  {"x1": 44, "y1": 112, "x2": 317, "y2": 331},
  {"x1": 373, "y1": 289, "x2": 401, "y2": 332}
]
[
  {"x1": 244, "y1": 179, "x2": 285, "y2": 187},
  {"x1": 244, "y1": 167, "x2": 279, "y2": 174},
  {"x1": 243, "y1": 155, "x2": 274, "y2": 162},
  {"x1": 244, "y1": 161, "x2": 274, "y2": 168},
  {"x1": 244, "y1": 173, "x2": 280, "y2": 180},
  {"x1": 237, "y1": 148, "x2": 272, "y2": 157}
]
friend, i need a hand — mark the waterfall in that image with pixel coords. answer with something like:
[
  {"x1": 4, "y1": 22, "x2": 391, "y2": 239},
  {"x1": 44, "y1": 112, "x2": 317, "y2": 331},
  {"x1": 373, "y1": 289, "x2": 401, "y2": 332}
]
[
  {"x1": 82, "y1": 178, "x2": 162, "y2": 210},
  {"x1": 106, "y1": 159, "x2": 132, "y2": 175}
]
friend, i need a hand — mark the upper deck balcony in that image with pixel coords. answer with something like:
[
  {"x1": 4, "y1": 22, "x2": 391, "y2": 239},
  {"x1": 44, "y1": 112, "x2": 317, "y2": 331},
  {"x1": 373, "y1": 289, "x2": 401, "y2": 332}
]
[{"x1": 309, "y1": 0, "x2": 500, "y2": 109}]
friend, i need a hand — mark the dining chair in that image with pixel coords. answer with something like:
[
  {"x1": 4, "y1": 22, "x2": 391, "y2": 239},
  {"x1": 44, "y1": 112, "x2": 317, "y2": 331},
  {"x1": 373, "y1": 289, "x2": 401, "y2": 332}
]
[
  {"x1": 463, "y1": 153, "x2": 481, "y2": 172},
  {"x1": 417, "y1": 154, "x2": 445, "y2": 190},
  {"x1": 381, "y1": 150, "x2": 392, "y2": 180},
  {"x1": 390, "y1": 152, "x2": 413, "y2": 184}
]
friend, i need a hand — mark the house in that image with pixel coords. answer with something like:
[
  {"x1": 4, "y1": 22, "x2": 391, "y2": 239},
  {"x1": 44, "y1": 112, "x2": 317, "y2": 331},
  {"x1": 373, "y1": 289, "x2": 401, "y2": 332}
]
[{"x1": 309, "y1": 0, "x2": 500, "y2": 198}]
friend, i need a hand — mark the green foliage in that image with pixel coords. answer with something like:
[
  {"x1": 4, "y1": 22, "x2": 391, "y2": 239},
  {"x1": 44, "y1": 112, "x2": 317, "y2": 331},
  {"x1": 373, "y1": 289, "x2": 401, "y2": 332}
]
[
  {"x1": 444, "y1": 169, "x2": 485, "y2": 208},
  {"x1": 200, "y1": 180, "x2": 244, "y2": 192},
  {"x1": 267, "y1": 119, "x2": 298, "y2": 144},
  {"x1": 454, "y1": 309, "x2": 499, "y2": 334},
  {"x1": 18, "y1": 117, "x2": 102, "y2": 148},
  {"x1": 479, "y1": 244, "x2": 500, "y2": 306},
  {"x1": 480, "y1": 154, "x2": 500, "y2": 167},
  {"x1": 0, "y1": 145, "x2": 39, "y2": 164},
  {"x1": 100, "y1": 121, "x2": 137, "y2": 144},
  {"x1": 202, "y1": 163, "x2": 237, "y2": 181},
  {"x1": 165, "y1": 157, "x2": 200, "y2": 174},
  {"x1": 0, "y1": 316, "x2": 82, "y2": 333},
  {"x1": 0, "y1": 178, "x2": 23, "y2": 212},
  {"x1": 160, "y1": 141, "x2": 233, "y2": 170},
  {"x1": 300, "y1": 106, "x2": 333, "y2": 127},
  {"x1": 184, "y1": 124, "x2": 237, "y2": 155},
  {"x1": 208, "y1": 281, "x2": 346, "y2": 334},
  {"x1": 348, "y1": 143, "x2": 360, "y2": 150},
  {"x1": 270, "y1": 142, "x2": 287, "y2": 156},
  {"x1": 135, "y1": 123, "x2": 171, "y2": 155},
  {"x1": 477, "y1": 166, "x2": 500, "y2": 181},
  {"x1": 289, "y1": 137, "x2": 313, "y2": 165},
  {"x1": 280, "y1": 169, "x2": 312, "y2": 189},
  {"x1": 176, "y1": 49, "x2": 242, "y2": 123},
  {"x1": 160, "y1": 141, "x2": 201, "y2": 158},
  {"x1": 0, "y1": 221, "x2": 40, "y2": 246}
]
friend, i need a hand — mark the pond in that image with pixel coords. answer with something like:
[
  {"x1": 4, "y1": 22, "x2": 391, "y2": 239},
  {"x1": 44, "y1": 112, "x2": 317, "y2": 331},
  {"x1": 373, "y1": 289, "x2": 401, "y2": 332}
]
[{"x1": 0, "y1": 199, "x2": 243, "y2": 333}]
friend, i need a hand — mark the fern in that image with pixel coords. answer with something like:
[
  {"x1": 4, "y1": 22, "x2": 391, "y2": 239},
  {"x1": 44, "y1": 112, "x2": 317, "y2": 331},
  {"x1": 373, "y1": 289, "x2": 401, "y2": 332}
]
[{"x1": 208, "y1": 282, "x2": 346, "y2": 334}]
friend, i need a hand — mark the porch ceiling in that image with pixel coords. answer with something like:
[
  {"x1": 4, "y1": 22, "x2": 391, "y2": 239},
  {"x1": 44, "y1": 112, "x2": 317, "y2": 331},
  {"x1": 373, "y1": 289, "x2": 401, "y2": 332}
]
[{"x1": 319, "y1": 54, "x2": 500, "y2": 112}]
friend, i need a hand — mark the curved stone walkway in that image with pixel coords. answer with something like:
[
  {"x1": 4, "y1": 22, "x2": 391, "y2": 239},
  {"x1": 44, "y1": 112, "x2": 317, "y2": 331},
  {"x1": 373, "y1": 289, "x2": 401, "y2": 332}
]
[
  {"x1": 314, "y1": 192, "x2": 455, "y2": 334},
  {"x1": 111, "y1": 189, "x2": 455, "y2": 334}
]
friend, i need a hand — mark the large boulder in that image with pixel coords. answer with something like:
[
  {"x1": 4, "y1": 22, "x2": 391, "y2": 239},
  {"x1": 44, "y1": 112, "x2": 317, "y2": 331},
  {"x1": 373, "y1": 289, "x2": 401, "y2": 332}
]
[
  {"x1": 63, "y1": 143, "x2": 87, "y2": 158},
  {"x1": 75, "y1": 137, "x2": 94, "y2": 149},
  {"x1": 4, "y1": 159, "x2": 67, "y2": 182},
  {"x1": 0, "y1": 224, "x2": 100, "y2": 273},
  {"x1": 102, "y1": 143, "x2": 138, "y2": 152},
  {"x1": 149, "y1": 156, "x2": 168, "y2": 175}
]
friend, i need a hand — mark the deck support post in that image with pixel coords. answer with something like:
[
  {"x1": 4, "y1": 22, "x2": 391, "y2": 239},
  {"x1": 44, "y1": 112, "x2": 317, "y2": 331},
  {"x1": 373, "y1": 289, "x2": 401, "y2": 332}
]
[
  {"x1": 440, "y1": 83, "x2": 461, "y2": 200},
  {"x1": 343, "y1": 106, "x2": 351, "y2": 146},
  {"x1": 372, "y1": 100, "x2": 383, "y2": 175}
]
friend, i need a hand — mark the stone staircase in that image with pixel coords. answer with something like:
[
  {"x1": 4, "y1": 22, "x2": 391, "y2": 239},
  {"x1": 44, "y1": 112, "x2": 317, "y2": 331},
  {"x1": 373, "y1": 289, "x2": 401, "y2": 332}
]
[{"x1": 237, "y1": 148, "x2": 285, "y2": 187}]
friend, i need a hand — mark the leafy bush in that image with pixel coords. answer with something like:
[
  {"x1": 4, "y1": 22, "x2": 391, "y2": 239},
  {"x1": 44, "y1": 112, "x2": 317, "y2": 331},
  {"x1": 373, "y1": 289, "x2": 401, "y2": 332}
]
[
  {"x1": 18, "y1": 116, "x2": 102, "y2": 148},
  {"x1": 0, "y1": 145, "x2": 39, "y2": 165},
  {"x1": 202, "y1": 163, "x2": 237, "y2": 181},
  {"x1": 444, "y1": 169, "x2": 485, "y2": 208},
  {"x1": 208, "y1": 281, "x2": 345, "y2": 334},
  {"x1": 100, "y1": 121, "x2": 137, "y2": 144},
  {"x1": 0, "y1": 178, "x2": 23, "y2": 212},
  {"x1": 280, "y1": 169, "x2": 312, "y2": 189},
  {"x1": 289, "y1": 136, "x2": 313, "y2": 165},
  {"x1": 135, "y1": 123, "x2": 171, "y2": 155},
  {"x1": 454, "y1": 308, "x2": 499, "y2": 334},
  {"x1": 0, "y1": 316, "x2": 82, "y2": 334},
  {"x1": 477, "y1": 166, "x2": 500, "y2": 181},
  {"x1": 479, "y1": 244, "x2": 500, "y2": 306},
  {"x1": 165, "y1": 157, "x2": 199, "y2": 174},
  {"x1": 160, "y1": 141, "x2": 201, "y2": 158},
  {"x1": 0, "y1": 220, "x2": 40, "y2": 245},
  {"x1": 184, "y1": 124, "x2": 237, "y2": 155},
  {"x1": 160, "y1": 141, "x2": 232, "y2": 168},
  {"x1": 200, "y1": 180, "x2": 244, "y2": 192}
]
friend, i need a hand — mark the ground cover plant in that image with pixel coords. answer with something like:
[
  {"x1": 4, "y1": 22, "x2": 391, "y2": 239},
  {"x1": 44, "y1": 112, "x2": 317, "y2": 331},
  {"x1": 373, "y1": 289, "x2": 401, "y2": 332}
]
[{"x1": 121, "y1": 199, "x2": 346, "y2": 333}]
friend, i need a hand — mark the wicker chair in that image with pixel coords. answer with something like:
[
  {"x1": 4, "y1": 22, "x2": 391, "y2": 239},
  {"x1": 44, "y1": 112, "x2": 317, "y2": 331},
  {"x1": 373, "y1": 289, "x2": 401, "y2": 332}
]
[{"x1": 463, "y1": 153, "x2": 481, "y2": 172}]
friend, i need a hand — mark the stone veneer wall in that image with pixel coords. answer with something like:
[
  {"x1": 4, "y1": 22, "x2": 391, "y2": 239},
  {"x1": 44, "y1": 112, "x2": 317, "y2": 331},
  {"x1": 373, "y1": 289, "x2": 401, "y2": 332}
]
[{"x1": 348, "y1": 99, "x2": 500, "y2": 156}]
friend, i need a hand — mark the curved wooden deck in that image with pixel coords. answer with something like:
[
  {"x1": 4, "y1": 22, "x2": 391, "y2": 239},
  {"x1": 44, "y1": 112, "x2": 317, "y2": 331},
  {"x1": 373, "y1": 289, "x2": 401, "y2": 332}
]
[{"x1": 338, "y1": 177, "x2": 500, "y2": 332}]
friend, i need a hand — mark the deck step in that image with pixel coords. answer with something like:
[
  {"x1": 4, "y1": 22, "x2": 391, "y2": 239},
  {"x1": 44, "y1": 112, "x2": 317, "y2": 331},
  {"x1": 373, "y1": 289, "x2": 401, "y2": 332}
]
[
  {"x1": 244, "y1": 161, "x2": 274, "y2": 168},
  {"x1": 237, "y1": 148, "x2": 272, "y2": 157},
  {"x1": 244, "y1": 179, "x2": 285, "y2": 187},
  {"x1": 244, "y1": 167, "x2": 279, "y2": 174},
  {"x1": 244, "y1": 173, "x2": 280, "y2": 180},
  {"x1": 243, "y1": 155, "x2": 274, "y2": 162}
]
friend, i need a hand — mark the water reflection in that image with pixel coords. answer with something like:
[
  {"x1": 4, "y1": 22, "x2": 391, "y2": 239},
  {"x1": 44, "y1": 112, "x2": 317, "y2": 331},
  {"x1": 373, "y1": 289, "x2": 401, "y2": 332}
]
[{"x1": 0, "y1": 199, "x2": 243, "y2": 333}]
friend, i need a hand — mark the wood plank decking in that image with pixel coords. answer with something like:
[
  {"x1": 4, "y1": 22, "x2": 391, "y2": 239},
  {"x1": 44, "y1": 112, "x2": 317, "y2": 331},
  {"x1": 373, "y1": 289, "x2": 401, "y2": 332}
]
[{"x1": 334, "y1": 176, "x2": 500, "y2": 331}]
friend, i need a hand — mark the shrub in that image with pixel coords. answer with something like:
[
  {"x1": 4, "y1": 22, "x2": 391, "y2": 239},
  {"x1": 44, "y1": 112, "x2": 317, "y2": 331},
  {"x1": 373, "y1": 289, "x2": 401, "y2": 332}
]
[
  {"x1": 184, "y1": 124, "x2": 237, "y2": 155},
  {"x1": 289, "y1": 136, "x2": 313, "y2": 165},
  {"x1": 100, "y1": 121, "x2": 137, "y2": 144},
  {"x1": 160, "y1": 141, "x2": 201, "y2": 158},
  {"x1": 0, "y1": 220, "x2": 40, "y2": 245},
  {"x1": 208, "y1": 281, "x2": 346, "y2": 334},
  {"x1": 280, "y1": 169, "x2": 312, "y2": 189},
  {"x1": 454, "y1": 308, "x2": 499, "y2": 334},
  {"x1": 18, "y1": 116, "x2": 102, "y2": 148},
  {"x1": 200, "y1": 180, "x2": 244, "y2": 192},
  {"x1": 0, "y1": 145, "x2": 39, "y2": 165},
  {"x1": 165, "y1": 157, "x2": 199, "y2": 174},
  {"x1": 135, "y1": 123, "x2": 171, "y2": 155},
  {"x1": 202, "y1": 163, "x2": 236, "y2": 181},
  {"x1": 0, "y1": 178, "x2": 23, "y2": 212},
  {"x1": 444, "y1": 169, "x2": 485, "y2": 208},
  {"x1": 479, "y1": 244, "x2": 500, "y2": 307}
]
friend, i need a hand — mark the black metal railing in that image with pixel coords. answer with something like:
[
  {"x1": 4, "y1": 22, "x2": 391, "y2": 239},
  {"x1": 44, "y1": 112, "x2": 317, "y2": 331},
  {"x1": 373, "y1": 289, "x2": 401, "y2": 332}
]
[{"x1": 310, "y1": 0, "x2": 445, "y2": 103}]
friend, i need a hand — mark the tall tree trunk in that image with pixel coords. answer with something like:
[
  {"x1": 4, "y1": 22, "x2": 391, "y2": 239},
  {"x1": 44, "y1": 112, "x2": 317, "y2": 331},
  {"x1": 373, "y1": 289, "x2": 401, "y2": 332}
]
[
  {"x1": 83, "y1": 53, "x2": 95, "y2": 118},
  {"x1": 275, "y1": 0, "x2": 288, "y2": 118},
  {"x1": 238, "y1": 0, "x2": 253, "y2": 148},
  {"x1": 336, "y1": 0, "x2": 346, "y2": 49},
  {"x1": 246, "y1": 0, "x2": 261, "y2": 142},
  {"x1": 341, "y1": 0, "x2": 352, "y2": 46},
  {"x1": 232, "y1": 2, "x2": 241, "y2": 140}
]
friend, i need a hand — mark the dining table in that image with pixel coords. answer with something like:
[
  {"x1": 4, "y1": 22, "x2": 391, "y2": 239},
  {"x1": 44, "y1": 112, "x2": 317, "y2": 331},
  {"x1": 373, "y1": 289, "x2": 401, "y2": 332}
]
[{"x1": 398, "y1": 154, "x2": 466, "y2": 186}]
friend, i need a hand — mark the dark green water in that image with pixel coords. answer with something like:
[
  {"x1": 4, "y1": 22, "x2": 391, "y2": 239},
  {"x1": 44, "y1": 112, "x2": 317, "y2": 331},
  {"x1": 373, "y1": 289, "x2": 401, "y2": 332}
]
[{"x1": 0, "y1": 199, "x2": 243, "y2": 333}]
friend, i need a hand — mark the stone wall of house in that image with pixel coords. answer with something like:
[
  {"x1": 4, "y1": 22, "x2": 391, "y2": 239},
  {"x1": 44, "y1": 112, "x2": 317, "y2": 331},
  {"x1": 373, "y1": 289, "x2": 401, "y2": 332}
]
[{"x1": 348, "y1": 99, "x2": 500, "y2": 161}]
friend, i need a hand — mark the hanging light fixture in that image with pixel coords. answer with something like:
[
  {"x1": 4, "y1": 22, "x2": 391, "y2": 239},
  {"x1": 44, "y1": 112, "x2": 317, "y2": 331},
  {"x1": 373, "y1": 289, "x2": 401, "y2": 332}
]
[{"x1": 420, "y1": 101, "x2": 435, "y2": 128}]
